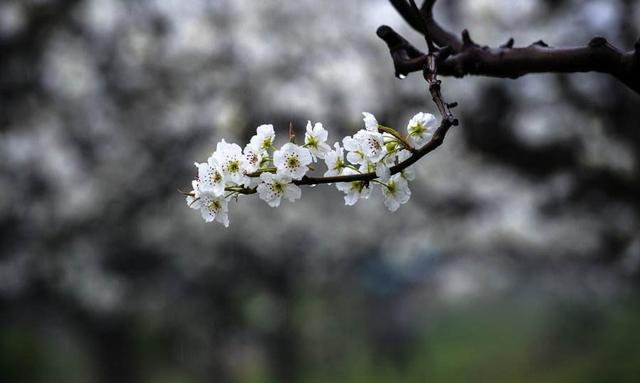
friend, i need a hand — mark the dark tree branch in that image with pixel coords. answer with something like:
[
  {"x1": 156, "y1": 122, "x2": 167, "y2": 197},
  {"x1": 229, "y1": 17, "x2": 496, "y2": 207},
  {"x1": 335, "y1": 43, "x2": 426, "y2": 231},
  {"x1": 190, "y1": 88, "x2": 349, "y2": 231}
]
[
  {"x1": 389, "y1": 0, "x2": 463, "y2": 52},
  {"x1": 382, "y1": 0, "x2": 640, "y2": 94},
  {"x1": 407, "y1": 0, "x2": 436, "y2": 53}
]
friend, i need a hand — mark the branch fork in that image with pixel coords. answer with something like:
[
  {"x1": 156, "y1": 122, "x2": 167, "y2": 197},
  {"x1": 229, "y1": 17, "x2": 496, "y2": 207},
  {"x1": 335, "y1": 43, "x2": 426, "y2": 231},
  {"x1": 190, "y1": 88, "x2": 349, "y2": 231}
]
[{"x1": 384, "y1": 0, "x2": 640, "y2": 94}]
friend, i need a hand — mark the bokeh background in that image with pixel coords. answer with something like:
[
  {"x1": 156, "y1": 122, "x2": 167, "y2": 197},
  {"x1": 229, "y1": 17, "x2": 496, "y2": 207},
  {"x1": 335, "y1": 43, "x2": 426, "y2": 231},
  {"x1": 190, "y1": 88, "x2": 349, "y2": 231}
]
[{"x1": 1, "y1": 0, "x2": 640, "y2": 382}]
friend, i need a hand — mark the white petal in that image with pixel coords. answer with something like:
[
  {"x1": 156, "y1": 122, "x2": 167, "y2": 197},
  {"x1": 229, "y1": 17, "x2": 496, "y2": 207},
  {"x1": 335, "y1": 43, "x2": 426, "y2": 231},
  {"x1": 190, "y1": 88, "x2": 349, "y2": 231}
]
[
  {"x1": 335, "y1": 181, "x2": 350, "y2": 193},
  {"x1": 267, "y1": 197, "x2": 281, "y2": 207},
  {"x1": 298, "y1": 147, "x2": 313, "y2": 165},
  {"x1": 384, "y1": 196, "x2": 400, "y2": 212},
  {"x1": 275, "y1": 174, "x2": 293, "y2": 184},
  {"x1": 216, "y1": 211, "x2": 230, "y2": 227},
  {"x1": 314, "y1": 123, "x2": 328, "y2": 141},
  {"x1": 375, "y1": 162, "x2": 391, "y2": 181},
  {"x1": 342, "y1": 136, "x2": 359, "y2": 151},
  {"x1": 273, "y1": 149, "x2": 286, "y2": 169},
  {"x1": 284, "y1": 184, "x2": 301, "y2": 202},
  {"x1": 362, "y1": 112, "x2": 378, "y2": 132},
  {"x1": 346, "y1": 151, "x2": 364, "y2": 165},
  {"x1": 360, "y1": 184, "x2": 372, "y2": 199},
  {"x1": 344, "y1": 191, "x2": 359, "y2": 206},
  {"x1": 200, "y1": 206, "x2": 215, "y2": 222},
  {"x1": 186, "y1": 196, "x2": 201, "y2": 210},
  {"x1": 259, "y1": 172, "x2": 275, "y2": 183},
  {"x1": 256, "y1": 124, "x2": 275, "y2": 137}
]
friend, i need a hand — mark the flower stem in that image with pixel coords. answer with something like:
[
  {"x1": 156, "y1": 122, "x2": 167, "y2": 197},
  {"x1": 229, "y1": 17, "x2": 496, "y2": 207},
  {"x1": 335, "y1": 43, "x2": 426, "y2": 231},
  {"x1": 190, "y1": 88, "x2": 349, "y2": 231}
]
[{"x1": 378, "y1": 125, "x2": 415, "y2": 153}]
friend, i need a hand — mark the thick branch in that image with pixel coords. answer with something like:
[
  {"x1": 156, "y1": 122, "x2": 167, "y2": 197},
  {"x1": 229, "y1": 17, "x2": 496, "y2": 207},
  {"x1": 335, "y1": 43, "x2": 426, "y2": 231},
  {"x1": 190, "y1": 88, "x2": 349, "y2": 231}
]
[
  {"x1": 378, "y1": 25, "x2": 640, "y2": 94},
  {"x1": 389, "y1": 0, "x2": 462, "y2": 52}
]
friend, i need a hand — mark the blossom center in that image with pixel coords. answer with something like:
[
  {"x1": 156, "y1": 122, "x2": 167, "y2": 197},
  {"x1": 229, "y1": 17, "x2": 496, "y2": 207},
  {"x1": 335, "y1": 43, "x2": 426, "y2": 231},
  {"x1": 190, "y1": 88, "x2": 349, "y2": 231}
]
[
  {"x1": 228, "y1": 160, "x2": 240, "y2": 173},
  {"x1": 207, "y1": 200, "x2": 221, "y2": 212},
  {"x1": 306, "y1": 135, "x2": 318, "y2": 148},
  {"x1": 273, "y1": 182, "x2": 285, "y2": 192},
  {"x1": 387, "y1": 181, "x2": 397, "y2": 195},
  {"x1": 410, "y1": 123, "x2": 425, "y2": 136},
  {"x1": 285, "y1": 155, "x2": 300, "y2": 169}
]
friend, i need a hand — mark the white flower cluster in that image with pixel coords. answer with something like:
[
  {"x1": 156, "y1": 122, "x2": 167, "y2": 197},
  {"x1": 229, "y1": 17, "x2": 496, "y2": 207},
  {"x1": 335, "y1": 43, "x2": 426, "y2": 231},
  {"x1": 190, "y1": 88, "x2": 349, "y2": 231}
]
[{"x1": 185, "y1": 113, "x2": 438, "y2": 226}]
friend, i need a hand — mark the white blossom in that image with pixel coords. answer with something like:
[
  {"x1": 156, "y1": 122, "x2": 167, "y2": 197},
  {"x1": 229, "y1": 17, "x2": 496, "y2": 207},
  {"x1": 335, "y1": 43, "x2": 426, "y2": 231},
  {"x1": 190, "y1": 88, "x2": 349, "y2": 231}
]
[
  {"x1": 407, "y1": 112, "x2": 437, "y2": 147},
  {"x1": 354, "y1": 129, "x2": 386, "y2": 163},
  {"x1": 257, "y1": 172, "x2": 301, "y2": 207},
  {"x1": 186, "y1": 111, "x2": 428, "y2": 227},
  {"x1": 213, "y1": 139, "x2": 250, "y2": 186},
  {"x1": 190, "y1": 192, "x2": 230, "y2": 226},
  {"x1": 324, "y1": 142, "x2": 346, "y2": 177},
  {"x1": 195, "y1": 158, "x2": 225, "y2": 196},
  {"x1": 249, "y1": 124, "x2": 276, "y2": 152},
  {"x1": 335, "y1": 168, "x2": 372, "y2": 206},
  {"x1": 382, "y1": 174, "x2": 411, "y2": 212},
  {"x1": 304, "y1": 121, "x2": 331, "y2": 161},
  {"x1": 273, "y1": 142, "x2": 312, "y2": 180}
]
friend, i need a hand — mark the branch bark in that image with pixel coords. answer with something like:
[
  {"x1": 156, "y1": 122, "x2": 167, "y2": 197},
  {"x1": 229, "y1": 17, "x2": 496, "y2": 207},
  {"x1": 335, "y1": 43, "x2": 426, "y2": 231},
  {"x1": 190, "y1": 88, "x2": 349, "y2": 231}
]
[
  {"x1": 389, "y1": 0, "x2": 463, "y2": 52},
  {"x1": 382, "y1": 0, "x2": 640, "y2": 94}
]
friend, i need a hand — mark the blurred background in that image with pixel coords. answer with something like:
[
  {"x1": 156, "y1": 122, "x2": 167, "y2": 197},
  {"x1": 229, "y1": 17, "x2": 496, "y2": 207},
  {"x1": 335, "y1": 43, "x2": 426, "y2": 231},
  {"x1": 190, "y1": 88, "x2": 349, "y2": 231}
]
[{"x1": 1, "y1": 0, "x2": 640, "y2": 382}]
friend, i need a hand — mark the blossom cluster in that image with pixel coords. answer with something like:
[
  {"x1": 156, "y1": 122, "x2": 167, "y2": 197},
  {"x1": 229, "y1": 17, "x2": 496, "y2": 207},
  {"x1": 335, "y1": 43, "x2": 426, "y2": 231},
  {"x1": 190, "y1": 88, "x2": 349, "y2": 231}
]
[{"x1": 185, "y1": 112, "x2": 438, "y2": 226}]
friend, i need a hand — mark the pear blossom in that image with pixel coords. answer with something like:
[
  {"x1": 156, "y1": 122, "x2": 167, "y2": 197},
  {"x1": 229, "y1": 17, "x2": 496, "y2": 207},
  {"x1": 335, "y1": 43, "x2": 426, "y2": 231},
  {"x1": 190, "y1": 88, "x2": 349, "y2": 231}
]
[
  {"x1": 213, "y1": 139, "x2": 250, "y2": 186},
  {"x1": 407, "y1": 112, "x2": 437, "y2": 147},
  {"x1": 362, "y1": 112, "x2": 379, "y2": 132},
  {"x1": 304, "y1": 121, "x2": 331, "y2": 161},
  {"x1": 189, "y1": 192, "x2": 230, "y2": 226},
  {"x1": 324, "y1": 143, "x2": 346, "y2": 177},
  {"x1": 382, "y1": 174, "x2": 411, "y2": 212},
  {"x1": 273, "y1": 142, "x2": 312, "y2": 180},
  {"x1": 184, "y1": 111, "x2": 433, "y2": 227},
  {"x1": 195, "y1": 158, "x2": 225, "y2": 196},
  {"x1": 354, "y1": 129, "x2": 386, "y2": 163},
  {"x1": 257, "y1": 172, "x2": 301, "y2": 207},
  {"x1": 250, "y1": 124, "x2": 276, "y2": 152},
  {"x1": 335, "y1": 168, "x2": 372, "y2": 206}
]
